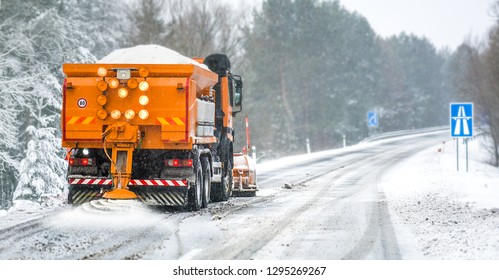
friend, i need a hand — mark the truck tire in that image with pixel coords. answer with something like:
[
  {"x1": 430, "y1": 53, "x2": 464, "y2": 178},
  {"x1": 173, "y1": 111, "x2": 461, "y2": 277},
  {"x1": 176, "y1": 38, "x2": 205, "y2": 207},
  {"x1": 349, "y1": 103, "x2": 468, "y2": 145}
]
[
  {"x1": 201, "y1": 157, "x2": 211, "y2": 208},
  {"x1": 188, "y1": 158, "x2": 203, "y2": 211},
  {"x1": 211, "y1": 160, "x2": 232, "y2": 202}
]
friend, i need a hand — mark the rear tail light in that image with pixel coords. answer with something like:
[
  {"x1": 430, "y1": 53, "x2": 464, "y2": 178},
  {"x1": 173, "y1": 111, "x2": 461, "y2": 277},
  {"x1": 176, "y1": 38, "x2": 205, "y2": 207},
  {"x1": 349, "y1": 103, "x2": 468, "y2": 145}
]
[
  {"x1": 164, "y1": 159, "x2": 193, "y2": 167},
  {"x1": 69, "y1": 158, "x2": 95, "y2": 166}
]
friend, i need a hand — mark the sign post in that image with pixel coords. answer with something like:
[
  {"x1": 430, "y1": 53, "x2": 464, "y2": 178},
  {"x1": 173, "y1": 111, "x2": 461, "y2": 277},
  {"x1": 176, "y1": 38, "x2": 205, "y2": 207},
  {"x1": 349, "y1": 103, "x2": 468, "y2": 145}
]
[{"x1": 450, "y1": 103, "x2": 473, "y2": 172}]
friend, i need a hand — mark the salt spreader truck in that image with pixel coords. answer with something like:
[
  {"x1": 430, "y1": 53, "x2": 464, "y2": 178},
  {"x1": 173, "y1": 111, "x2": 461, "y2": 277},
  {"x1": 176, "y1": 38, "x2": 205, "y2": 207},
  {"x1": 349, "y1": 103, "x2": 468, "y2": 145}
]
[{"x1": 62, "y1": 50, "x2": 243, "y2": 210}]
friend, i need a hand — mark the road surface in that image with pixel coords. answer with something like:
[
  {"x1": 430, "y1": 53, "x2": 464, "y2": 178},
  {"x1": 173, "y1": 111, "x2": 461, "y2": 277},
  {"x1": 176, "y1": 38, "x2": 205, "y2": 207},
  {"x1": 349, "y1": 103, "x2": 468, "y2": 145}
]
[{"x1": 0, "y1": 131, "x2": 447, "y2": 260}]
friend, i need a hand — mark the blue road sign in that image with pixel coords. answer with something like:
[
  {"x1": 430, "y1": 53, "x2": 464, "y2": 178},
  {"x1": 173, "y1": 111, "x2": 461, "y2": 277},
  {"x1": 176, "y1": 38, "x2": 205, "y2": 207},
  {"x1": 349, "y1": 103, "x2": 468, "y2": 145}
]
[
  {"x1": 367, "y1": 111, "x2": 378, "y2": 127},
  {"x1": 450, "y1": 103, "x2": 473, "y2": 138}
]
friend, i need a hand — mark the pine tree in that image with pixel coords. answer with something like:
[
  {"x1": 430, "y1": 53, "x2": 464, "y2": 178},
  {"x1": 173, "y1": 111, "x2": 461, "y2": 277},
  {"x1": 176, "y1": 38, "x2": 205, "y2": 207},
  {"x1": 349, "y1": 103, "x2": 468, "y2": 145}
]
[
  {"x1": 126, "y1": 0, "x2": 170, "y2": 46},
  {"x1": 14, "y1": 125, "x2": 67, "y2": 202},
  {"x1": 0, "y1": 1, "x2": 102, "y2": 206}
]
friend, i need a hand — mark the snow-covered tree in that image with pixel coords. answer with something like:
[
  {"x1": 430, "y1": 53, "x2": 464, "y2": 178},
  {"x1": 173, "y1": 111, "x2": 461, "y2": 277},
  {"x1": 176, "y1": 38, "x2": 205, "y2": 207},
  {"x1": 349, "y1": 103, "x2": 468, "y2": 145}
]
[
  {"x1": 0, "y1": 0, "x2": 114, "y2": 207},
  {"x1": 14, "y1": 125, "x2": 67, "y2": 201}
]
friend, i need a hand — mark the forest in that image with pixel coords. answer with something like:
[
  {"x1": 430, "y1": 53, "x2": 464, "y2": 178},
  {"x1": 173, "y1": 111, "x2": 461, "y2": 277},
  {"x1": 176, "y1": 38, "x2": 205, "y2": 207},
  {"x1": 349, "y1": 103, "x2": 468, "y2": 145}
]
[{"x1": 1, "y1": 0, "x2": 498, "y2": 209}]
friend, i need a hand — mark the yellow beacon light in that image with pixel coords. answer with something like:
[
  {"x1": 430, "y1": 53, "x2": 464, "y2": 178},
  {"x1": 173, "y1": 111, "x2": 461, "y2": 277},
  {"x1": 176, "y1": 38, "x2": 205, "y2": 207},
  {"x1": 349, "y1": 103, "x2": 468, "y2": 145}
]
[
  {"x1": 139, "y1": 95, "x2": 149, "y2": 106},
  {"x1": 138, "y1": 81, "x2": 149, "y2": 92},
  {"x1": 124, "y1": 109, "x2": 135, "y2": 120},
  {"x1": 110, "y1": 109, "x2": 121, "y2": 120},
  {"x1": 127, "y1": 78, "x2": 138, "y2": 89},
  {"x1": 138, "y1": 109, "x2": 149, "y2": 120},
  {"x1": 96, "y1": 95, "x2": 108, "y2": 106},
  {"x1": 96, "y1": 109, "x2": 108, "y2": 120},
  {"x1": 97, "y1": 67, "x2": 107, "y2": 77},
  {"x1": 108, "y1": 78, "x2": 119, "y2": 89},
  {"x1": 96, "y1": 80, "x2": 108, "y2": 92},
  {"x1": 118, "y1": 88, "x2": 129, "y2": 98}
]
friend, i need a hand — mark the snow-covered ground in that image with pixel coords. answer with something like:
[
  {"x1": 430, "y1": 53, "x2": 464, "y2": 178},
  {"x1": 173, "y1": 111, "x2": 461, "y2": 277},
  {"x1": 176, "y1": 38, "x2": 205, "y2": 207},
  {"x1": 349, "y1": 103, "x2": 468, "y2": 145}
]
[
  {"x1": 380, "y1": 135, "x2": 499, "y2": 259},
  {"x1": 1, "y1": 130, "x2": 499, "y2": 263},
  {"x1": 256, "y1": 131, "x2": 499, "y2": 259}
]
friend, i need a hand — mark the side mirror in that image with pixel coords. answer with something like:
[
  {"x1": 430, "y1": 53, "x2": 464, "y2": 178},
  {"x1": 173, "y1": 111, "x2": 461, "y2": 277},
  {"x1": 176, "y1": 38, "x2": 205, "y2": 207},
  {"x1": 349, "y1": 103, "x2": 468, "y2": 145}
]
[{"x1": 232, "y1": 75, "x2": 243, "y2": 115}]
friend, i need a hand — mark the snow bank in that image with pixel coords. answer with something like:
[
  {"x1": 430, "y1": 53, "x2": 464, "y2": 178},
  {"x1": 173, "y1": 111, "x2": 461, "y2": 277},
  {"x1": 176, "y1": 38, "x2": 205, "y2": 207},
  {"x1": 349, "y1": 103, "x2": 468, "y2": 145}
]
[
  {"x1": 381, "y1": 136, "x2": 499, "y2": 259},
  {"x1": 9, "y1": 200, "x2": 43, "y2": 213},
  {"x1": 98, "y1": 44, "x2": 208, "y2": 69},
  {"x1": 383, "y1": 136, "x2": 499, "y2": 210},
  {"x1": 258, "y1": 130, "x2": 445, "y2": 173}
]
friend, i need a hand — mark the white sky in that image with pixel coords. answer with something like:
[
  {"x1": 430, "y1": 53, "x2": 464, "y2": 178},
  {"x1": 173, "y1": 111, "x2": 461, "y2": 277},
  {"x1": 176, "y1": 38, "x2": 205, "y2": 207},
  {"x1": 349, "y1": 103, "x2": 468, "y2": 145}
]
[
  {"x1": 338, "y1": 0, "x2": 497, "y2": 50},
  {"x1": 237, "y1": 0, "x2": 497, "y2": 50}
]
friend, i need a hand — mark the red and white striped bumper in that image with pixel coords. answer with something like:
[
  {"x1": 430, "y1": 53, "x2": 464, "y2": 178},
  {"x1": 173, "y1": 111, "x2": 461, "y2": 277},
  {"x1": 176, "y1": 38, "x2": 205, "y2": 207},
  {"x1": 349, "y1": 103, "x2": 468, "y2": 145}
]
[
  {"x1": 69, "y1": 178, "x2": 112, "y2": 185},
  {"x1": 129, "y1": 179, "x2": 188, "y2": 187},
  {"x1": 68, "y1": 178, "x2": 187, "y2": 187}
]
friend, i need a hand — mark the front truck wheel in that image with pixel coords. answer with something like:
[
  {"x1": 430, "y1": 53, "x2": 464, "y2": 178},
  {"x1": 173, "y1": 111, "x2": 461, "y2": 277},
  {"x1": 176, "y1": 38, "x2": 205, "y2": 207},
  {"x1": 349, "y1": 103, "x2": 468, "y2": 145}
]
[{"x1": 188, "y1": 158, "x2": 203, "y2": 211}]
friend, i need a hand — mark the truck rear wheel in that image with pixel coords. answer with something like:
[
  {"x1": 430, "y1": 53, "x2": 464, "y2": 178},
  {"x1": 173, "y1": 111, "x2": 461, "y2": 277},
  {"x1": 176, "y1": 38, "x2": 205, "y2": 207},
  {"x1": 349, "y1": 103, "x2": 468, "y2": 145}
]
[
  {"x1": 211, "y1": 160, "x2": 232, "y2": 202},
  {"x1": 201, "y1": 157, "x2": 211, "y2": 208},
  {"x1": 188, "y1": 158, "x2": 203, "y2": 211}
]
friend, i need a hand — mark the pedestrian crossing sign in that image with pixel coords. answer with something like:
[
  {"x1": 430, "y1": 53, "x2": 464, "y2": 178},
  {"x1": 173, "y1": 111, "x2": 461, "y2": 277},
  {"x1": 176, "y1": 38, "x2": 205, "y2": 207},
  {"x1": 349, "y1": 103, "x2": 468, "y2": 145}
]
[{"x1": 450, "y1": 103, "x2": 473, "y2": 138}]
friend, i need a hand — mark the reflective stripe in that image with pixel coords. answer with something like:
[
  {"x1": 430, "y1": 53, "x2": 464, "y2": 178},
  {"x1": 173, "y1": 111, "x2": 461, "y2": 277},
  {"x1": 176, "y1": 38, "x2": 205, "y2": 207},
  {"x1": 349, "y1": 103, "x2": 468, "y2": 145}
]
[
  {"x1": 81, "y1": 117, "x2": 95, "y2": 124},
  {"x1": 68, "y1": 178, "x2": 112, "y2": 185},
  {"x1": 156, "y1": 117, "x2": 169, "y2": 125},
  {"x1": 66, "y1": 116, "x2": 96, "y2": 125},
  {"x1": 172, "y1": 117, "x2": 184, "y2": 125},
  {"x1": 129, "y1": 179, "x2": 187, "y2": 187},
  {"x1": 156, "y1": 117, "x2": 186, "y2": 126},
  {"x1": 67, "y1": 117, "x2": 81, "y2": 124}
]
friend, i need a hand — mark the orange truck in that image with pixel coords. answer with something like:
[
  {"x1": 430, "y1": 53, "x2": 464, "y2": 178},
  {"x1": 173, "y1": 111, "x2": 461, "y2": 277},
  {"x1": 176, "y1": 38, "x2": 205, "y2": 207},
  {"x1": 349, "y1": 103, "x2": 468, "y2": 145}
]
[{"x1": 62, "y1": 52, "x2": 243, "y2": 210}]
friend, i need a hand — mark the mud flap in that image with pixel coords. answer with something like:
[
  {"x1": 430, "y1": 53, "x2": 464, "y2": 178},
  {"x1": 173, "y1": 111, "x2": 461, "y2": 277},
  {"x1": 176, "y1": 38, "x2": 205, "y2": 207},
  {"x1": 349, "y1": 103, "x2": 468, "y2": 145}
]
[
  {"x1": 129, "y1": 186, "x2": 189, "y2": 207},
  {"x1": 68, "y1": 184, "x2": 113, "y2": 205}
]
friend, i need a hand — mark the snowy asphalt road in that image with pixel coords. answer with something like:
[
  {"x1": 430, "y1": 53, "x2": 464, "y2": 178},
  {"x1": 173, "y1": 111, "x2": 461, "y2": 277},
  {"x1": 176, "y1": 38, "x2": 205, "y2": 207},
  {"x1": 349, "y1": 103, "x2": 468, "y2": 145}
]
[{"x1": 0, "y1": 131, "x2": 447, "y2": 260}]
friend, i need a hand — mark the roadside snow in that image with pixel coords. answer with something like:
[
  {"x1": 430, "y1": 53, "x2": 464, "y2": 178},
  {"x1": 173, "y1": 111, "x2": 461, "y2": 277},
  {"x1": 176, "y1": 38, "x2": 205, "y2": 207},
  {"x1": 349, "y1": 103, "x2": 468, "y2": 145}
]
[
  {"x1": 98, "y1": 44, "x2": 208, "y2": 69},
  {"x1": 258, "y1": 130, "x2": 446, "y2": 173},
  {"x1": 381, "y1": 136, "x2": 499, "y2": 259}
]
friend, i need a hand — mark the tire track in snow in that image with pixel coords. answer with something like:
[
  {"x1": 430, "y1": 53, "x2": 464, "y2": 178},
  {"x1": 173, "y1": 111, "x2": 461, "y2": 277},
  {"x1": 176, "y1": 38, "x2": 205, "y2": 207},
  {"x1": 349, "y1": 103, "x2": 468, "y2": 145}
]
[
  {"x1": 341, "y1": 145, "x2": 433, "y2": 259},
  {"x1": 197, "y1": 135, "x2": 442, "y2": 260},
  {"x1": 195, "y1": 155, "x2": 380, "y2": 259}
]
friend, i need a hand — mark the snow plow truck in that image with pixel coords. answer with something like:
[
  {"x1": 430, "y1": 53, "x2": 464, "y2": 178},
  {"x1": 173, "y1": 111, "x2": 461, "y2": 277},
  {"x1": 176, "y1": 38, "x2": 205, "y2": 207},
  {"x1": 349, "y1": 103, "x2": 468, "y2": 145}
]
[{"x1": 62, "y1": 46, "x2": 243, "y2": 210}]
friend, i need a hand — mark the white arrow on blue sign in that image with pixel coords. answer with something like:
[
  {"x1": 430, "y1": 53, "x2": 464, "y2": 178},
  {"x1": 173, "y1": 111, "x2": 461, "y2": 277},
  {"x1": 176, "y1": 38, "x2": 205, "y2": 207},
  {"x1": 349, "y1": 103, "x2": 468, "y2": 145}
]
[
  {"x1": 367, "y1": 111, "x2": 378, "y2": 127},
  {"x1": 450, "y1": 103, "x2": 473, "y2": 138}
]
